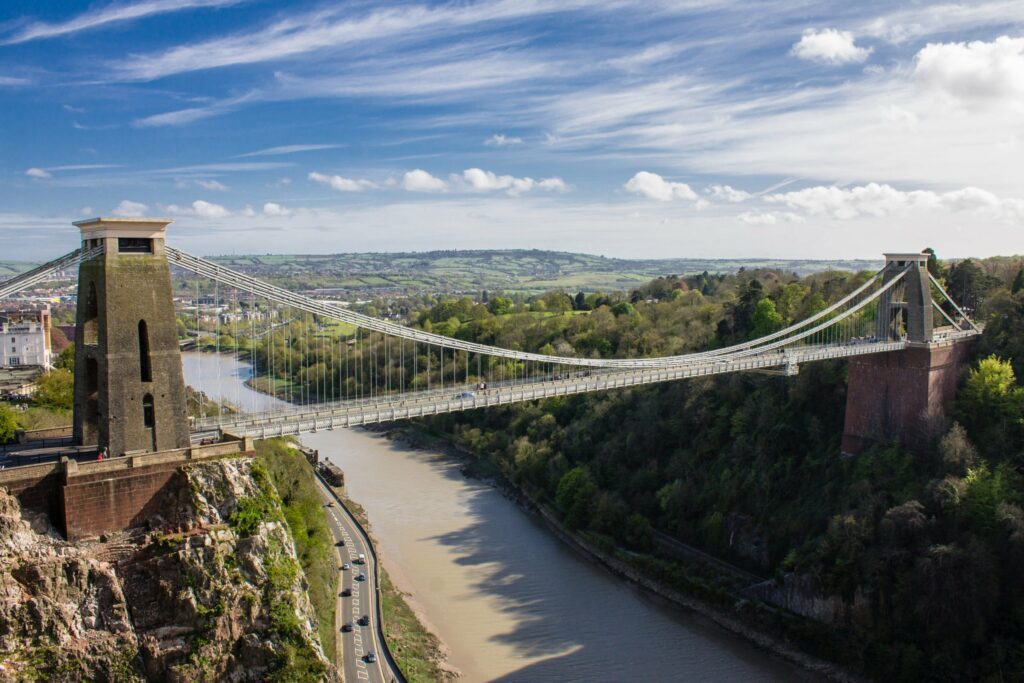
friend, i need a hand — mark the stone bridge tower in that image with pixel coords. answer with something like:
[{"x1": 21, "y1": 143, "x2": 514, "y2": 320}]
[
  {"x1": 842, "y1": 252, "x2": 972, "y2": 455},
  {"x1": 72, "y1": 218, "x2": 190, "y2": 456}
]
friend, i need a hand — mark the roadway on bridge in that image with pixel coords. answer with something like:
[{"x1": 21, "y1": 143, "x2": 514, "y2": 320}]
[{"x1": 315, "y1": 473, "x2": 397, "y2": 683}]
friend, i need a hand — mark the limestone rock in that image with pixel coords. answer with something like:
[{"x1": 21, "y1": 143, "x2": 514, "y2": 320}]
[{"x1": 0, "y1": 458, "x2": 339, "y2": 682}]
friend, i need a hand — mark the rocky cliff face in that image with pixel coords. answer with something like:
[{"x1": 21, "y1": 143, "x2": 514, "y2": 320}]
[{"x1": 0, "y1": 457, "x2": 339, "y2": 682}]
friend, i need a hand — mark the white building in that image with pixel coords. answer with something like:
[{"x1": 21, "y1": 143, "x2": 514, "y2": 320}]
[{"x1": 0, "y1": 307, "x2": 52, "y2": 369}]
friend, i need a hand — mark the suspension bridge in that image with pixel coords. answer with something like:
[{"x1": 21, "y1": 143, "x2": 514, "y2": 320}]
[{"x1": 1, "y1": 218, "x2": 979, "y2": 453}]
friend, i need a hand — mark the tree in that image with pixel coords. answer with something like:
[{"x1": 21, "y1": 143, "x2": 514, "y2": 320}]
[
  {"x1": 0, "y1": 403, "x2": 18, "y2": 444},
  {"x1": 53, "y1": 344, "x2": 75, "y2": 372},
  {"x1": 488, "y1": 297, "x2": 513, "y2": 316},
  {"x1": 750, "y1": 298, "x2": 783, "y2": 338},
  {"x1": 33, "y1": 369, "x2": 74, "y2": 411},
  {"x1": 776, "y1": 283, "x2": 806, "y2": 323},
  {"x1": 574, "y1": 291, "x2": 587, "y2": 311},
  {"x1": 1012, "y1": 268, "x2": 1024, "y2": 295},
  {"x1": 923, "y1": 247, "x2": 945, "y2": 278},
  {"x1": 610, "y1": 302, "x2": 634, "y2": 317},
  {"x1": 938, "y1": 423, "x2": 979, "y2": 474},
  {"x1": 947, "y1": 259, "x2": 1000, "y2": 313},
  {"x1": 957, "y1": 356, "x2": 1024, "y2": 457},
  {"x1": 555, "y1": 466, "x2": 597, "y2": 529}
]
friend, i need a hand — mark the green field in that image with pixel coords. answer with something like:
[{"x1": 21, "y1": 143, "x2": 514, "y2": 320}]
[{"x1": 205, "y1": 249, "x2": 880, "y2": 296}]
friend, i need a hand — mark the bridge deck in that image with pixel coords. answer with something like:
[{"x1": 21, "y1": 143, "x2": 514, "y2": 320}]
[{"x1": 198, "y1": 338, "x2": 928, "y2": 438}]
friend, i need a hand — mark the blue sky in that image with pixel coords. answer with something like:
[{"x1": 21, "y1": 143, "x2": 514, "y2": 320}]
[{"x1": 1, "y1": 0, "x2": 1023, "y2": 260}]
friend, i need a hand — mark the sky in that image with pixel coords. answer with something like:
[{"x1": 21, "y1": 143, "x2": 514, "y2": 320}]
[{"x1": 1, "y1": 0, "x2": 1022, "y2": 260}]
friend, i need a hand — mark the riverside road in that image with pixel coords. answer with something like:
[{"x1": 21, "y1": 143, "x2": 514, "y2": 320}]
[{"x1": 316, "y1": 476, "x2": 397, "y2": 683}]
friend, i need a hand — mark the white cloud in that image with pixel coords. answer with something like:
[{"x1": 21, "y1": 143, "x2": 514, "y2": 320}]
[
  {"x1": 79, "y1": 206, "x2": 94, "y2": 217},
  {"x1": 402, "y1": 169, "x2": 448, "y2": 193},
  {"x1": 166, "y1": 200, "x2": 231, "y2": 218},
  {"x1": 0, "y1": 76, "x2": 30, "y2": 86},
  {"x1": 914, "y1": 36, "x2": 1024, "y2": 104},
  {"x1": 737, "y1": 211, "x2": 805, "y2": 225},
  {"x1": 485, "y1": 134, "x2": 523, "y2": 146},
  {"x1": 460, "y1": 168, "x2": 567, "y2": 196},
  {"x1": 192, "y1": 200, "x2": 231, "y2": 218},
  {"x1": 238, "y1": 144, "x2": 344, "y2": 157},
  {"x1": 606, "y1": 44, "x2": 681, "y2": 72},
  {"x1": 707, "y1": 184, "x2": 751, "y2": 202},
  {"x1": 538, "y1": 177, "x2": 568, "y2": 192},
  {"x1": 196, "y1": 179, "x2": 228, "y2": 191},
  {"x1": 112, "y1": 2, "x2": 576, "y2": 81},
  {"x1": 262, "y1": 202, "x2": 291, "y2": 216},
  {"x1": 25, "y1": 167, "x2": 51, "y2": 179},
  {"x1": 791, "y1": 28, "x2": 872, "y2": 65},
  {"x1": 765, "y1": 182, "x2": 1022, "y2": 221},
  {"x1": 2, "y1": 0, "x2": 244, "y2": 45},
  {"x1": 113, "y1": 200, "x2": 148, "y2": 217},
  {"x1": 309, "y1": 171, "x2": 376, "y2": 192},
  {"x1": 623, "y1": 171, "x2": 697, "y2": 201}
]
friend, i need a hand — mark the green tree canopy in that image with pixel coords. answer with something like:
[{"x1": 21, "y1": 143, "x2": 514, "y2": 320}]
[
  {"x1": 33, "y1": 369, "x2": 73, "y2": 411},
  {"x1": 53, "y1": 344, "x2": 75, "y2": 372},
  {"x1": 750, "y1": 297, "x2": 784, "y2": 338},
  {"x1": 0, "y1": 403, "x2": 18, "y2": 444},
  {"x1": 1012, "y1": 268, "x2": 1024, "y2": 295},
  {"x1": 555, "y1": 466, "x2": 597, "y2": 529}
]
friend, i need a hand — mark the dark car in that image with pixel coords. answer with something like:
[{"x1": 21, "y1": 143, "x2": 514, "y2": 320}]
[
  {"x1": 357, "y1": 614, "x2": 370, "y2": 626},
  {"x1": 365, "y1": 652, "x2": 377, "y2": 663},
  {"x1": 340, "y1": 588, "x2": 351, "y2": 597},
  {"x1": 341, "y1": 622, "x2": 353, "y2": 632},
  {"x1": 355, "y1": 573, "x2": 366, "y2": 582},
  {"x1": 335, "y1": 539, "x2": 345, "y2": 547}
]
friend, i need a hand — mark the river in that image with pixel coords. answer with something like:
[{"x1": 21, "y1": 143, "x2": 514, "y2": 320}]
[{"x1": 182, "y1": 352, "x2": 816, "y2": 682}]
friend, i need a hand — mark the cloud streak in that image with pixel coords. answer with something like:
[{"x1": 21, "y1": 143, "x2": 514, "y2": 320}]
[{"x1": 2, "y1": 0, "x2": 247, "y2": 46}]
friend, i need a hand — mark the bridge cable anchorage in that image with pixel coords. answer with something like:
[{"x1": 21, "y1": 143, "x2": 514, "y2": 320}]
[
  {"x1": 167, "y1": 246, "x2": 902, "y2": 370},
  {"x1": 0, "y1": 245, "x2": 104, "y2": 300}
]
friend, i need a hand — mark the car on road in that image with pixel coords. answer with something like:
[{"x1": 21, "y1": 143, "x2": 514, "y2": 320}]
[
  {"x1": 357, "y1": 614, "x2": 370, "y2": 626},
  {"x1": 355, "y1": 573, "x2": 366, "y2": 582},
  {"x1": 325, "y1": 501, "x2": 334, "y2": 507},
  {"x1": 365, "y1": 652, "x2": 377, "y2": 664},
  {"x1": 340, "y1": 588, "x2": 351, "y2": 597},
  {"x1": 453, "y1": 391, "x2": 476, "y2": 400},
  {"x1": 341, "y1": 622, "x2": 353, "y2": 632},
  {"x1": 335, "y1": 539, "x2": 345, "y2": 547},
  {"x1": 340, "y1": 563, "x2": 351, "y2": 571}
]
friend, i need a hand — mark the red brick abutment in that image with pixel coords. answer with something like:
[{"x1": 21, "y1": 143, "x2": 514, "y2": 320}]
[
  {"x1": 842, "y1": 339, "x2": 975, "y2": 456},
  {"x1": 0, "y1": 435, "x2": 254, "y2": 541}
]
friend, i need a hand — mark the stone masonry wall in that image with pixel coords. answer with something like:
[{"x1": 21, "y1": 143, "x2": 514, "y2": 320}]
[
  {"x1": 61, "y1": 463, "x2": 183, "y2": 541},
  {"x1": 842, "y1": 341, "x2": 974, "y2": 455}
]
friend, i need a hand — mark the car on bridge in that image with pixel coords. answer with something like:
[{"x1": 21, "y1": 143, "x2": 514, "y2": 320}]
[
  {"x1": 340, "y1": 562, "x2": 350, "y2": 571},
  {"x1": 358, "y1": 614, "x2": 370, "y2": 626},
  {"x1": 341, "y1": 622, "x2": 353, "y2": 632},
  {"x1": 365, "y1": 652, "x2": 377, "y2": 664},
  {"x1": 453, "y1": 391, "x2": 476, "y2": 400},
  {"x1": 355, "y1": 573, "x2": 366, "y2": 582},
  {"x1": 340, "y1": 588, "x2": 351, "y2": 597},
  {"x1": 335, "y1": 539, "x2": 345, "y2": 547}
]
